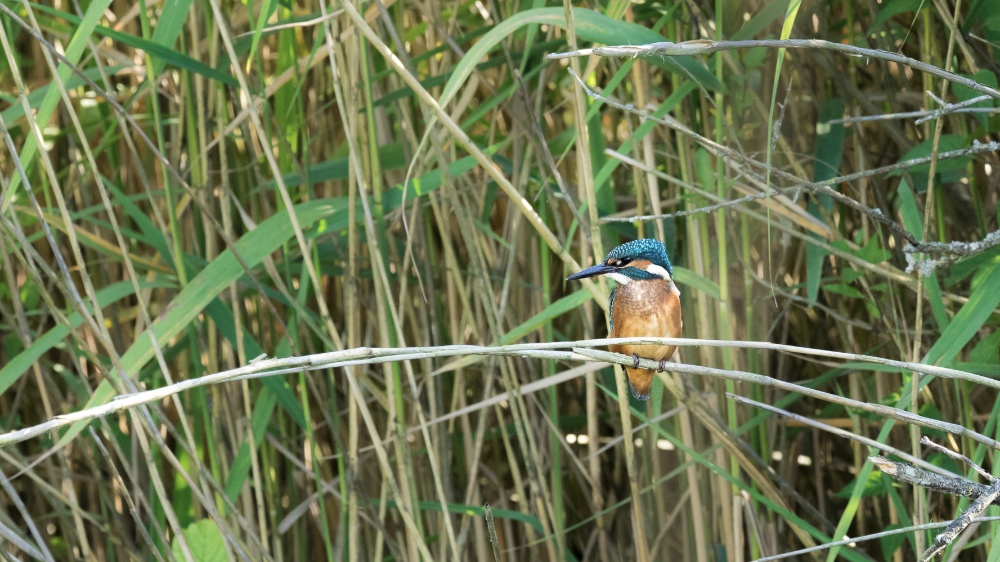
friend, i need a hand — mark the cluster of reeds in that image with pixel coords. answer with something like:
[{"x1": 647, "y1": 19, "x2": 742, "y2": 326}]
[{"x1": 0, "y1": 0, "x2": 998, "y2": 560}]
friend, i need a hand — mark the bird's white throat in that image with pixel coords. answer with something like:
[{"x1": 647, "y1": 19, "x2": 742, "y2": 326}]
[{"x1": 607, "y1": 272, "x2": 631, "y2": 285}]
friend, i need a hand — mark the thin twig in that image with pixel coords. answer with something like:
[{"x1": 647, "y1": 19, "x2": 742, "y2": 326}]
[
  {"x1": 919, "y1": 479, "x2": 1000, "y2": 561},
  {"x1": 730, "y1": 395, "x2": 955, "y2": 478},
  {"x1": 915, "y1": 94, "x2": 995, "y2": 124},
  {"x1": 919, "y1": 436, "x2": 995, "y2": 482},
  {"x1": 752, "y1": 517, "x2": 1000, "y2": 561},
  {"x1": 233, "y1": 9, "x2": 344, "y2": 39},
  {"x1": 871, "y1": 456, "x2": 1000, "y2": 507},
  {"x1": 830, "y1": 106, "x2": 997, "y2": 125},
  {"x1": 588, "y1": 348, "x2": 1000, "y2": 451},
  {"x1": 547, "y1": 39, "x2": 1000, "y2": 100},
  {"x1": 1, "y1": 340, "x2": 994, "y2": 450}
]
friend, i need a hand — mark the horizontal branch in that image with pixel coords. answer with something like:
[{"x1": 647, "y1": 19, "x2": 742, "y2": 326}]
[
  {"x1": 576, "y1": 348, "x2": 1000, "y2": 451},
  {"x1": 754, "y1": 517, "x2": 1000, "y2": 561},
  {"x1": 830, "y1": 106, "x2": 998, "y2": 125},
  {"x1": 871, "y1": 456, "x2": 1000, "y2": 507},
  {"x1": 547, "y1": 39, "x2": 1000, "y2": 100},
  {"x1": 915, "y1": 94, "x2": 996, "y2": 124},
  {"x1": 730, "y1": 395, "x2": 954, "y2": 478},
  {"x1": 872, "y1": 454, "x2": 1000, "y2": 561},
  {"x1": 0, "y1": 338, "x2": 992, "y2": 448}
]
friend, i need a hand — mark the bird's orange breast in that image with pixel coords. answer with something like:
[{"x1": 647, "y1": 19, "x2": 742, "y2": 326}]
[{"x1": 609, "y1": 279, "x2": 682, "y2": 399}]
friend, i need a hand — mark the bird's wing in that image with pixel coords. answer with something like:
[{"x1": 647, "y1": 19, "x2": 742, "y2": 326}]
[{"x1": 608, "y1": 286, "x2": 616, "y2": 332}]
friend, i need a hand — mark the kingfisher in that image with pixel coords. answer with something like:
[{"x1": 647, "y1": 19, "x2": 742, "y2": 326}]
[{"x1": 567, "y1": 239, "x2": 683, "y2": 400}]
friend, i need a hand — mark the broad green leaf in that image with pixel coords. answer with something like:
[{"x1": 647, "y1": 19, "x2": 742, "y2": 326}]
[
  {"x1": 969, "y1": 330, "x2": 1000, "y2": 364},
  {"x1": 880, "y1": 524, "x2": 906, "y2": 561},
  {"x1": 438, "y1": 7, "x2": 720, "y2": 116},
  {"x1": 805, "y1": 202, "x2": 826, "y2": 304},
  {"x1": 982, "y1": 14, "x2": 1000, "y2": 44},
  {"x1": 246, "y1": 0, "x2": 279, "y2": 72},
  {"x1": 813, "y1": 99, "x2": 846, "y2": 204},
  {"x1": 673, "y1": 267, "x2": 720, "y2": 300},
  {"x1": 952, "y1": 70, "x2": 998, "y2": 127},
  {"x1": 868, "y1": 0, "x2": 925, "y2": 35},
  {"x1": 892, "y1": 135, "x2": 971, "y2": 178},
  {"x1": 926, "y1": 451, "x2": 962, "y2": 476},
  {"x1": 731, "y1": 0, "x2": 791, "y2": 41},
  {"x1": 49, "y1": 200, "x2": 341, "y2": 445},
  {"x1": 501, "y1": 290, "x2": 592, "y2": 345},
  {"x1": 27, "y1": 3, "x2": 237, "y2": 86},
  {"x1": 945, "y1": 243, "x2": 1000, "y2": 287},
  {"x1": 834, "y1": 471, "x2": 890, "y2": 498},
  {"x1": 806, "y1": 100, "x2": 845, "y2": 303},
  {"x1": 171, "y1": 520, "x2": 226, "y2": 562},
  {"x1": 924, "y1": 258, "x2": 1000, "y2": 366},
  {"x1": 893, "y1": 182, "x2": 925, "y2": 236},
  {"x1": 824, "y1": 284, "x2": 864, "y2": 299},
  {"x1": 117, "y1": 201, "x2": 340, "y2": 375},
  {"x1": 956, "y1": 362, "x2": 1000, "y2": 376},
  {"x1": 694, "y1": 148, "x2": 714, "y2": 195},
  {"x1": 856, "y1": 236, "x2": 891, "y2": 265},
  {"x1": 149, "y1": 0, "x2": 196, "y2": 76}
]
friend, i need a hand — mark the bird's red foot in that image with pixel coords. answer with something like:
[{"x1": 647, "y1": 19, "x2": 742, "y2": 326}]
[
  {"x1": 657, "y1": 359, "x2": 668, "y2": 372},
  {"x1": 632, "y1": 353, "x2": 640, "y2": 369}
]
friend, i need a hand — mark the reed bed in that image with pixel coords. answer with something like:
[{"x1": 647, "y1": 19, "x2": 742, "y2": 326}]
[{"x1": 0, "y1": 0, "x2": 998, "y2": 560}]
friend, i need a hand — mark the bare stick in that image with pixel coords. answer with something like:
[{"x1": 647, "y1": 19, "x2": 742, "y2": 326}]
[
  {"x1": 730, "y1": 395, "x2": 956, "y2": 478},
  {"x1": 547, "y1": 39, "x2": 1000, "y2": 100},
  {"x1": 752, "y1": 517, "x2": 1000, "y2": 561},
  {"x1": 919, "y1": 437, "x2": 995, "y2": 482},
  {"x1": 871, "y1": 456, "x2": 1000, "y2": 507},
  {"x1": 0, "y1": 338, "x2": 993, "y2": 448}
]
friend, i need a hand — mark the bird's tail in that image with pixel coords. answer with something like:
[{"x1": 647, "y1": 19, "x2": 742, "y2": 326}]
[{"x1": 625, "y1": 368, "x2": 654, "y2": 401}]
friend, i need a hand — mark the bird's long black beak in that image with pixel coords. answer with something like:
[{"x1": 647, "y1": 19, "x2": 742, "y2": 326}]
[{"x1": 566, "y1": 263, "x2": 615, "y2": 281}]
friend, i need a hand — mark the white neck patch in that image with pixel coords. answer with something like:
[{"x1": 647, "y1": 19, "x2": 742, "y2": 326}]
[
  {"x1": 644, "y1": 263, "x2": 672, "y2": 281},
  {"x1": 606, "y1": 272, "x2": 631, "y2": 285}
]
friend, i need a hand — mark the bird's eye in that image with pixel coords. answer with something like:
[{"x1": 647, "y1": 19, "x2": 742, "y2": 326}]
[{"x1": 611, "y1": 257, "x2": 631, "y2": 268}]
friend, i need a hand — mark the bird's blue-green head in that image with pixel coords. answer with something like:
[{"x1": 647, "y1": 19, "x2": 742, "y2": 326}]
[{"x1": 566, "y1": 239, "x2": 674, "y2": 285}]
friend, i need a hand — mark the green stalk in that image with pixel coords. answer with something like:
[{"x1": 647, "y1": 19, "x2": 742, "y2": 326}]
[
  {"x1": 540, "y1": 193, "x2": 565, "y2": 542},
  {"x1": 136, "y1": 0, "x2": 186, "y2": 285},
  {"x1": 299, "y1": 369, "x2": 336, "y2": 561}
]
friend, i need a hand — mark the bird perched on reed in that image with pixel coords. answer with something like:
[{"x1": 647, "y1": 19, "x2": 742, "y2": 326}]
[{"x1": 567, "y1": 239, "x2": 682, "y2": 400}]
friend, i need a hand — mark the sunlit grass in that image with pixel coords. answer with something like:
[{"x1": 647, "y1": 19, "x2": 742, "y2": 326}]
[{"x1": 0, "y1": 0, "x2": 998, "y2": 560}]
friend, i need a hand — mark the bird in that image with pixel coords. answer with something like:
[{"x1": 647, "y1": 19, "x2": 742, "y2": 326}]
[{"x1": 566, "y1": 239, "x2": 683, "y2": 400}]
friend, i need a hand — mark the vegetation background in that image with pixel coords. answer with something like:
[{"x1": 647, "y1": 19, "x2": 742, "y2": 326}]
[{"x1": 0, "y1": 0, "x2": 999, "y2": 560}]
